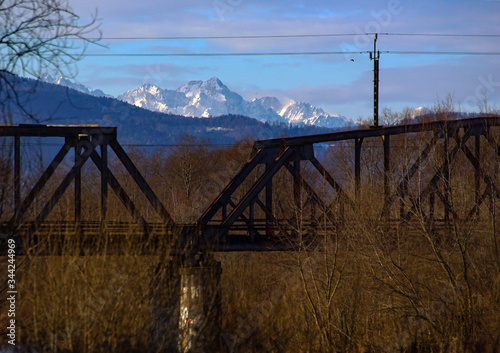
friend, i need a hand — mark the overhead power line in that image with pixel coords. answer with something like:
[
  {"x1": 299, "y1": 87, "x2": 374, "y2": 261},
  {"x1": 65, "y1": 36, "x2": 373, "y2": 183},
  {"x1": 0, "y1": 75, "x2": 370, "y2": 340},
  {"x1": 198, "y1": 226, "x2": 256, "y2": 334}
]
[
  {"x1": 378, "y1": 33, "x2": 500, "y2": 38},
  {"x1": 96, "y1": 33, "x2": 360, "y2": 40},
  {"x1": 85, "y1": 50, "x2": 500, "y2": 57},
  {"x1": 86, "y1": 51, "x2": 368, "y2": 57},
  {"x1": 92, "y1": 32, "x2": 500, "y2": 40},
  {"x1": 385, "y1": 51, "x2": 500, "y2": 56}
]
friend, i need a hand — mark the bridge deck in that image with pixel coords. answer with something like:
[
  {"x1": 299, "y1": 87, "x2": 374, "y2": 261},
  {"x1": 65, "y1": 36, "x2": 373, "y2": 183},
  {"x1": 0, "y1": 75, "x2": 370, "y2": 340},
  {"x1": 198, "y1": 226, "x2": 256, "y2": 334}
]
[{"x1": 1, "y1": 219, "x2": 453, "y2": 254}]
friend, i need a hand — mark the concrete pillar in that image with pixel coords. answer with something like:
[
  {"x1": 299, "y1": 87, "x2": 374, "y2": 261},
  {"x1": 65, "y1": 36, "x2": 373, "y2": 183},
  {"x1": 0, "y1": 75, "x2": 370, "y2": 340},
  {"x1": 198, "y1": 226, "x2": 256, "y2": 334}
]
[
  {"x1": 178, "y1": 259, "x2": 222, "y2": 353},
  {"x1": 149, "y1": 260, "x2": 180, "y2": 352}
]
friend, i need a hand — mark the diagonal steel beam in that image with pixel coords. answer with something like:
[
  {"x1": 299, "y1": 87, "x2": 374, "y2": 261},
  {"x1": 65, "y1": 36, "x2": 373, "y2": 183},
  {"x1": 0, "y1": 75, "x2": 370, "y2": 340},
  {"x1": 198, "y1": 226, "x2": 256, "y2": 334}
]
[
  {"x1": 226, "y1": 198, "x2": 261, "y2": 238},
  {"x1": 455, "y1": 134, "x2": 500, "y2": 207},
  {"x1": 199, "y1": 147, "x2": 278, "y2": 225},
  {"x1": 110, "y1": 139, "x2": 173, "y2": 225},
  {"x1": 383, "y1": 130, "x2": 441, "y2": 216},
  {"x1": 309, "y1": 156, "x2": 354, "y2": 209},
  {"x1": 435, "y1": 189, "x2": 460, "y2": 221},
  {"x1": 90, "y1": 151, "x2": 149, "y2": 228},
  {"x1": 34, "y1": 138, "x2": 99, "y2": 224},
  {"x1": 9, "y1": 141, "x2": 72, "y2": 225},
  {"x1": 467, "y1": 188, "x2": 491, "y2": 219},
  {"x1": 222, "y1": 147, "x2": 294, "y2": 227},
  {"x1": 284, "y1": 162, "x2": 330, "y2": 213},
  {"x1": 403, "y1": 129, "x2": 470, "y2": 221}
]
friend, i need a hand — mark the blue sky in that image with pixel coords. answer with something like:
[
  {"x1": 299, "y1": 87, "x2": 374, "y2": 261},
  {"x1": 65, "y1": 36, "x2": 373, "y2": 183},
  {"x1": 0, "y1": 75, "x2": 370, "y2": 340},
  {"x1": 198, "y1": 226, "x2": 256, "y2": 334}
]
[{"x1": 69, "y1": 0, "x2": 500, "y2": 120}]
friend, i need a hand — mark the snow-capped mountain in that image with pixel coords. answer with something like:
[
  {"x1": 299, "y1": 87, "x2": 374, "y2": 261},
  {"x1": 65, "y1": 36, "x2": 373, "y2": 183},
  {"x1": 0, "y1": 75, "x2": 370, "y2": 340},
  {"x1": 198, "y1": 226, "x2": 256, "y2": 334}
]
[
  {"x1": 40, "y1": 74, "x2": 112, "y2": 98},
  {"x1": 118, "y1": 78, "x2": 285, "y2": 123},
  {"x1": 118, "y1": 77, "x2": 350, "y2": 128},
  {"x1": 39, "y1": 75, "x2": 350, "y2": 128},
  {"x1": 279, "y1": 101, "x2": 349, "y2": 129}
]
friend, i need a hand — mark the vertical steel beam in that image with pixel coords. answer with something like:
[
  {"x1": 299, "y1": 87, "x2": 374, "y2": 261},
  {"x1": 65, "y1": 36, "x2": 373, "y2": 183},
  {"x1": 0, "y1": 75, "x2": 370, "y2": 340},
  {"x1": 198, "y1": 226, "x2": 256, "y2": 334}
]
[
  {"x1": 222, "y1": 147, "x2": 293, "y2": 228},
  {"x1": 35, "y1": 139, "x2": 97, "y2": 225},
  {"x1": 293, "y1": 160, "x2": 302, "y2": 212},
  {"x1": 110, "y1": 139, "x2": 173, "y2": 225},
  {"x1": 265, "y1": 162, "x2": 273, "y2": 237},
  {"x1": 249, "y1": 201, "x2": 255, "y2": 242},
  {"x1": 383, "y1": 135, "x2": 390, "y2": 220},
  {"x1": 443, "y1": 126, "x2": 450, "y2": 222},
  {"x1": 475, "y1": 134, "x2": 481, "y2": 217},
  {"x1": 429, "y1": 191, "x2": 435, "y2": 230},
  {"x1": 90, "y1": 151, "x2": 149, "y2": 228},
  {"x1": 100, "y1": 144, "x2": 108, "y2": 222},
  {"x1": 75, "y1": 138, "x2": 82, "y2": 222},
  {"x1": 355, "y1": 138, "x2": 363, "y2": 203},
  {"x1": 399, "y1": 179, "x2": 407, "y2": 221},
  {"x1": 222, "y1": 204, "x2": 227, "y2": 221},
  {"x1": 14, "y1": 135, "x2": 20, "y2": 216},
  {"x1": 9, "y1": 142, "x2": 71, "y2": 225}
]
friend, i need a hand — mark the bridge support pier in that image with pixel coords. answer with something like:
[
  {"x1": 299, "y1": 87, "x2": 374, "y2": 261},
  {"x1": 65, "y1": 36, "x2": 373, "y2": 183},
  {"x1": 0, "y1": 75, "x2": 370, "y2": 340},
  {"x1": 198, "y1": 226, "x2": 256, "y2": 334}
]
[
  {"x1": 149, "y1": 261, "x2": 180, "y2": 352},
  {"x1": 149, "y1": 256, "x2": 222, "y2": 353},
  {"x1": 178, "y1": 257, "x2": 222, "y2": 353}
]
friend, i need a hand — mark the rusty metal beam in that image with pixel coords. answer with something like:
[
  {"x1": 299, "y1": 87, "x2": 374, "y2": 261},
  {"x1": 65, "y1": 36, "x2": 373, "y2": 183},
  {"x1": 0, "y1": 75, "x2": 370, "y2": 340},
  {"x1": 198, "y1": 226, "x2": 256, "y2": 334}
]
[
  {"x1": 475, "y1": 134, "x2": 481, "y2": 217},
  {"x1": 222, "y1": 147, "x2": 294, "y2": 228},
  {"x1": 199, "y1": 147, "x2": 279, "y2": 225},
  {"x1": 90, "y1": 151, "x2": 148, "y2": 228},
  {"x1": 455, "y1": 133, "x2": 500, "y2": 215},
  {"x1": 14, "y1": 135, "x2": 20, "y2": 216},
  {"x1": 35, "y1": 138, "x2": 99, "y2": 225},
  {"x1": 388, "y1": 131, "x2": 441, "y2": 218},
  {"x1": 74, "y1": 138, "x2": 82, "y2": 222},
  {"x1": 100, "y1": 144, "x2": 108, "y2": 222},
  {"x1": 355, "y1": 138, "x2": 362, "y2": 203},
  {"x1": 110, "y1": 139, "x2": 173, "y2": 225},
  {"x1": 0, "y1": 125, "x2": 117, "y2": 138},
  {"x1": 383, "y1": 134, "x2": 390, "y2": 220},
  {"x1": 253, "y1": 117, "x2": 500, "y2": 149},
  {"x1": 403, "y1": 129, "x2": 468, "y2": 221},
  {"x1": 309, "y1": 156, "x2": 354, "y2": 209},
  {"x1": 265, "y1": 162, "x2": 273, "y2": 237},
  {"x1": 9, "y1": 141, "x2": 72, "y2": 225}
]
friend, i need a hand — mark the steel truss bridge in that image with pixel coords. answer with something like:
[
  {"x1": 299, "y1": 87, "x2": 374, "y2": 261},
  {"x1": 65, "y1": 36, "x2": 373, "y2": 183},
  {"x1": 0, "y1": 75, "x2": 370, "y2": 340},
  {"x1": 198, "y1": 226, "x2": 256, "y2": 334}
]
[{"x1": 1, "y1": 116, "x2": 500, "y2": 252}]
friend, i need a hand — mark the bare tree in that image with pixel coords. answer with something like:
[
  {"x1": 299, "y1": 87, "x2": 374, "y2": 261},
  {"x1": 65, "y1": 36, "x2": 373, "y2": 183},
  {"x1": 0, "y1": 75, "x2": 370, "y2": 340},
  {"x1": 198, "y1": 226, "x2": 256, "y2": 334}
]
[{"x1": 0, "y1": 0, "x2": 101, "y2": 119}]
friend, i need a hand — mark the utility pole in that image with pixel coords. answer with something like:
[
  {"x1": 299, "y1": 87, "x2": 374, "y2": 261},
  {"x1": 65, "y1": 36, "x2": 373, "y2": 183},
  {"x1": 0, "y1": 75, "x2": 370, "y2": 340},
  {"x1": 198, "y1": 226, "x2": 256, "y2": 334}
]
[{"x1": 370, "y1": 33, "x2": 380, "y2": 127}]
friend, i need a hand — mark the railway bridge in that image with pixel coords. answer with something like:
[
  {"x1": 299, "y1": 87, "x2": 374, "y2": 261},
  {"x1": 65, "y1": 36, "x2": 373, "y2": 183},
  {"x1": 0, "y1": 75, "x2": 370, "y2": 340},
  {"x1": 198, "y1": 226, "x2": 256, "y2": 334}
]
[{"x1": 2, "y1": 116, "x2": 500, "y2": 351}]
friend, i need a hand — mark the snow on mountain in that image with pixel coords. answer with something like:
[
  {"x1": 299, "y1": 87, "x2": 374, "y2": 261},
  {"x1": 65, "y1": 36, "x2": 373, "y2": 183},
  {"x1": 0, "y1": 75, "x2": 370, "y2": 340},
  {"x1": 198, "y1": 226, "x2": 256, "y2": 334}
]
[
  {"x1": 118, "y1": 77, "x2": 349, "y2": 128},
  {"x1": 40, "y1": 74, "x2": 112, "y2": 98},
  {"x1": 279, "y1": 101, "x2": 349, "y2": 128},
  {"x1": 411, "y1": 107, "x2": 434, "y2": 119},
  {"x1": 119, "y1": 78, "x2": 286, "y2": 123},
  {"x1": 121, "y1": 83, "x2": 188, "y2": 114}
]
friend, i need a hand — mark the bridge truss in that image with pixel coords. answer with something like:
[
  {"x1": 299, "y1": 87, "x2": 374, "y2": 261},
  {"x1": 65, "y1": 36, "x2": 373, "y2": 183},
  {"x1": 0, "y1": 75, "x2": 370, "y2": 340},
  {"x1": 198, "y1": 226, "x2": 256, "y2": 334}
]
[{"x1": 1, "y1": 117, "x2": 500, "y2": 252}]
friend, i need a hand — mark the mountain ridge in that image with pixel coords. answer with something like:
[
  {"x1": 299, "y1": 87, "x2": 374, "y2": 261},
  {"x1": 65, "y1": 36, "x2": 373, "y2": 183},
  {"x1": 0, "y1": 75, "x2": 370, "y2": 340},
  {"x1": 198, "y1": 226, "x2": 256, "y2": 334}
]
[
  {"x1": 3, "y1": 74, "x2": 344, "y2": 145},
  {"x1": 118, "y1": 77, "x2": 350, "y2": 128},
  {"x1": 40, "y1": 74, "x2": 352, "y2": 128}
]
